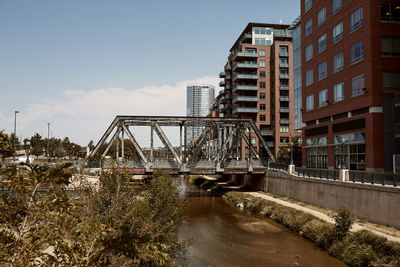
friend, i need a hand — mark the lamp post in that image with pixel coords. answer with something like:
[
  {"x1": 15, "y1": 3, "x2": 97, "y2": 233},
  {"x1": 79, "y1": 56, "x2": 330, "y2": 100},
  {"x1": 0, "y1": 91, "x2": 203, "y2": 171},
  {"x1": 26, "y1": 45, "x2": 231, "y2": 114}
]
[
  {"x1": 25, "y1": 141, "x2": 31, "y2": 165},
  {"x1": 13, "y1": 111, "x2": 19, "y2": 163},
  {"x1": 47, "y1": 123, "x2": 51, "y2": 162},
  {"x1": 341, "y1": 137, "x2": 346, "y2": 169},
  {"x1": 290, "y1": 140, "x2": 294, "y2": 165}
]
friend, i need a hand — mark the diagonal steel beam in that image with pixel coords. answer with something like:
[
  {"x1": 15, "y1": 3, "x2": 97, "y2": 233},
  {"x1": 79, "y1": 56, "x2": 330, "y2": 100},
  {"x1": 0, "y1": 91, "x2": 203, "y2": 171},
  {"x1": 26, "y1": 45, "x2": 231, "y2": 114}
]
[
  {"x1": 214, "y1": 127, "x2": 235, "y2": 162},
  {"x1": 121, "y1": 124, "x2": 148, "y2": 164},
  {"x1": 101, "y1": 127, "x2": 121, "y2": 158},
  {"x1": 248, "y1": 120, "x2": 275, "y2": 161},
  {"x1": 88, "y1": 116, "x2": 120, "y2": 159},
  {"x1": 153, "y1": 123, "x2": 182, "y2": 165},
  {"x1": 242, "y1": 128, "x2": 260, "y2": 159},
  {"x1": 187, "y1": 127, "x2": 212, "y2": 165}
]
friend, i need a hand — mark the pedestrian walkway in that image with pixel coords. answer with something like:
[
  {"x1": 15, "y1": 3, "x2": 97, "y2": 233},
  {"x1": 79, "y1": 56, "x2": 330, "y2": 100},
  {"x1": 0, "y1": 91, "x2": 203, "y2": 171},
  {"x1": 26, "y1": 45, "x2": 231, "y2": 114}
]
[{"x1": 245, "y1": 191, "x2": 400, "y2": 243}]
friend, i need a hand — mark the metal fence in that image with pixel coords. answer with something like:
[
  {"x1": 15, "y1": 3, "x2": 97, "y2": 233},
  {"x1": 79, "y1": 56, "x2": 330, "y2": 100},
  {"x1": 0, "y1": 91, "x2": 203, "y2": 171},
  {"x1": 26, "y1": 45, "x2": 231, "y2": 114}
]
[
  {"x1": 348, "y1": 171, "x2": 398, "y2": 186},
  {"x1": 294, "y1": 167, "x2": 340, "y2": 181}
]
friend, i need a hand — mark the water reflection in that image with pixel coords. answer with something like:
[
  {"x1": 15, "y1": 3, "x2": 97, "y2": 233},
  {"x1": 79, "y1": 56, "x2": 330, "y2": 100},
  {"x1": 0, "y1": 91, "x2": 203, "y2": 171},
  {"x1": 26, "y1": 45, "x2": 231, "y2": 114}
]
[{"x1": 177, "y1": 178, "x2": 345, "y2": 267}]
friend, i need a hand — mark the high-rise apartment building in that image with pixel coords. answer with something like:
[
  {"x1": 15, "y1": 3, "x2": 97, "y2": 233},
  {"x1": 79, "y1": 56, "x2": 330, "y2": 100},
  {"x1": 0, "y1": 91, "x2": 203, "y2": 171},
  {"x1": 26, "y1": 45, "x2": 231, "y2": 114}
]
[
  {"x1": 215, "y1": 23, "x2": 299, "y2": 159},
  {"x1": 186, "y1": 84, "x2": 215, "y2": 141},
  {"x1": 301, "y1": 0, "x2": 400, "y2": 171}
]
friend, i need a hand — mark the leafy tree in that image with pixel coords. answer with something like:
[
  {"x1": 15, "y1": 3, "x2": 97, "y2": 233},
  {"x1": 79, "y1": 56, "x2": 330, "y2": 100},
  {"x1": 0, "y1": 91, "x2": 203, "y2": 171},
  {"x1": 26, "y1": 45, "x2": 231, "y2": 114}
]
[
  {"x1": 0, "y1": 131, "x2": 14, "y2": 167},
  {"x1": 277, "y1": 135, "x2": 302, "y2": 165},
  {"x1": 332, "y1": 206, "x2": 354, "y2": 241}
]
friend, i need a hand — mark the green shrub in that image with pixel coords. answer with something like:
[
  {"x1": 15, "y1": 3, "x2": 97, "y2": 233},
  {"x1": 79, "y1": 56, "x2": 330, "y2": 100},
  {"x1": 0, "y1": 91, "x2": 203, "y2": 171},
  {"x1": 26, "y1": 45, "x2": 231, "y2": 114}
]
[
  {"x1": 341, "y1": 243, "x2": 377, "y2": 267},
  {"x1": 302, "y1": 219, "x2": 334, "y2": 249},
  {"x1": 332, "y1": 207, "x2": 354, "y2": 241},
  {"x1": 248, "y1": 199, "x2": 265, "y2": 213}
]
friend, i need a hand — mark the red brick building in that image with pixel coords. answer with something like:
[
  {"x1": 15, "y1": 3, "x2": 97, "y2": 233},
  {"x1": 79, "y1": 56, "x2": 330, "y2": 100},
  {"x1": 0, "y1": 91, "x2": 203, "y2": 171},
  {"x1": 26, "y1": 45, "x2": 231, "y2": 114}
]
[
  {"x1": 301, "y1": 0, "x2": 400, "y2": 171},
  {"x1": 215, "y1": 23, "x2": 299, "y2": 160}
]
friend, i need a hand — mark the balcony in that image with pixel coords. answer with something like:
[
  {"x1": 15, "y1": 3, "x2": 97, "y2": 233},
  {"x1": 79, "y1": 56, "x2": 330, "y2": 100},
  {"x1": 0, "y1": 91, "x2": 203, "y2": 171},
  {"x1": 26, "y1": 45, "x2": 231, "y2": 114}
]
[
  {"x1": 225, "y1": 65, "x2": 231, "y2": 71},
  {"x1": 267, "y1": 141, "x2": 274, "y2": 147},
  {"x1": 232, "y1": 107, "x2": 259, "y2": 114},
  {"x1": 280, "y1": 107, "x2": 290, "y2": 113},
  {"x1": 244, "y1": 33, "x2": 252, "y2": 39},
  {"x1": 280, "y1": 118, "x2": 290, "y2": 124},
  {"x1": 279, "y1": 96, "x2": 290, "y2": 102},
  {"x1": 219, "y1": 71, "x2": 226, "y2": 78},
  {"x1": 225, "y1": 84, "x2": 231, "y2": 89},
  {"x1": 219, "y1": 80, "x2": 225, "y2": 87},
  {"x1": 232, "y1": 63, "x2": 259, "y2": 71},
  {"x1": 233, "y1": 74, "x2": 259, "y2": 82},
  {"x1": 261, "y1": 129, "x2": 274, "y2": 136},
  {"x1": 226, "y1": 74, "x2": 231, "y2": 80},
  {"x1": 280, "y1": 85, "x2": 290, "y2": 91},
  {"x1": 279, "y1": 73, "x2": 290, "y2": 79},
  {"x1": 279, "y1": 62, "x2": 289, "y2": 68},
  {"x1": 279, "y1": 51, "x2": 289, "y2": 57},
  {"x1": 233, "y1": 85, "x2": 259, "y2": 93},
  {"x1": 233, "y1": 96, "x2": 259, "y2": 103},
  {"x1": 232, "y1": 52, "x2": 258, "y2": 61}
]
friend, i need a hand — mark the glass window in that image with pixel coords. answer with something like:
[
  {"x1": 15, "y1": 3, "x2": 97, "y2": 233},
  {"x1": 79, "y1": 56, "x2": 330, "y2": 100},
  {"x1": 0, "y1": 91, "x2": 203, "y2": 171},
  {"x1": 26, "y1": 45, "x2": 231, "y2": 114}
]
[
  {"x1": 350, "y1": 7, "x2": 363, "y2": 32},
  {"x1": 351, "y1": 40, "x2": 364, "y2": 64},
  {"x1": 260, "y1": 93, "x2": 266, "y2": 99},
  {"x1": 255, "y1": 38, "x2": 270, "y2": 45},
  {"x1": 382, "y1": 36, "x2": 400, "y2": 56},
  {"x1": 305, "y1": 0, "x2": 312, "y2": 13},
  {"x1": 259, "y1": 60, "x2": 266, "y2": 67},
  {"x1": 352, "y1": 74, "x2": 365, "y2": 96},
  {"x1": 332, "y1": 0, "x2": 342, "y2": 14},
  {"x1": 332, "y1": 22, "x2": 343, "y2": 43},
  {"x1": 259, "y1": 49, "x2": 266, "y2": 56},
  {"x1": 306, "y1": 94, "x2": 314, "y2": 111},
  {"x1": 318, "y1": 34, "x2": 327, "y2": 53},
  {"x1": 380, "y1": 2, "x2": 400, "y2": 22},
  {"x1": 260, "y1": 104, "x2": 266, "y2": 110},
  {"x1": 251, "y1": 137, "x2": 256, "y2": 144},
  {"x1": 306, "y1": 69, "x2": 313, "y2": 86},
  {"x1": 334, "y1": 82, "x2": 344, "y2": 102},
  {"x1": 382, "y1": 71, "x2": 400, "y2": 92},
  {"x1": 260, "y1": 115, "x2": 266, "y2": 121},
  {"x1": 305, "y1": 44, "x2": 313, "y2": 61},
  {"x1": 318, "y1": 7, "x2": 326, "y2": 26},
  {"x1": 280, "y1": 137, "x2": 290, "y2": 143},
  {"x1": 260, "y1": 82, "x2": 266, "y2": 88},
  {"x1": 318, "y1": 61, "x2": 327, "y2": 80},
  {"x1": 319, "y1": 89, "x2": 328, "y2": 107},
  {"x1": 333, "y1": 52, "x2": 344, "y2": 73},
  {"x1": 305, "y1": 19, "x2": 312, "y2": 37},
  {"x1": 260, "y1": 71, "x2": 266, "y2": 77},
  {"x1": 280, "y1": 126, "x2": 289, "y2": 132}
]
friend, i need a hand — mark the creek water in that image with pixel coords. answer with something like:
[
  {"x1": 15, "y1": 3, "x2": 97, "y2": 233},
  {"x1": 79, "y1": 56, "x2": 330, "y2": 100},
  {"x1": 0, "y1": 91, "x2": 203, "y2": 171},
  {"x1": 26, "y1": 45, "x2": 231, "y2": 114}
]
[{"x1": 177, "y1": 179, "x2": 346, "y2": 267}]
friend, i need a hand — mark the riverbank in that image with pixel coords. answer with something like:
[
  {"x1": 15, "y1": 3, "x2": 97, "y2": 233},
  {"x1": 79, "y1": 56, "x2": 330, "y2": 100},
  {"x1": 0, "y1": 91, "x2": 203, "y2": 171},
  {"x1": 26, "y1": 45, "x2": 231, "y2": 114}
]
[{"x1": 192, "y1": 176, "x2": 400, "y2": 267}]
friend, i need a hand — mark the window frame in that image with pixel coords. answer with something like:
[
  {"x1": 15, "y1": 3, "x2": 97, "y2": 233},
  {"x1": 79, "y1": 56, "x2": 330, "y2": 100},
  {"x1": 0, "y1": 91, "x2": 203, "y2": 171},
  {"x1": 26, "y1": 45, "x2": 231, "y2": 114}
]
[
  {"x1": 332, "y1": 0, "x2": 342, "y2": 15},
  {"x1": 305, "y1": 43, "x2": 313, "y2": 61},
  {"x1": 305, "y1": 0, "x2": 312, "y2": 13},
  {"x1": 319, "y1": 89, "x2": 328, "y2": 107},
  {"x1": 332, "y1": 22, "x2": 343, "y2": 44},
  {"x1": 318, "y1": 61, "x2": 327, "y2": 80},
  {"x1": 351, "y1": 40, "x2": 364, "y2": 64},
  {"x1": 306, "y1": 94, "x2": 314, "y2": 111},
  {"x1": 334, "y1": 82, "x2": 344, "y2": 102},
  {"x1": 318, "y1": 7, "x2": 326, "y2": 26},
  {"x1": 306, "y1": 69, "x2": 314, "y2": 86},
  {"x1": 318, "y1": 34, "x2": 327, "y2": 53},
  {"x1": 305, "y1": 19, "x2": 313, "y2": 37},
  {"x1": 351, "y1": 73, "x2": 365, "y2": 97},
  {"x1": 350, "y1": 7, "x2": 363, "y2": 32},
  {"x1": 333, "y1": 52, "x2": 344, "y2": 73}
]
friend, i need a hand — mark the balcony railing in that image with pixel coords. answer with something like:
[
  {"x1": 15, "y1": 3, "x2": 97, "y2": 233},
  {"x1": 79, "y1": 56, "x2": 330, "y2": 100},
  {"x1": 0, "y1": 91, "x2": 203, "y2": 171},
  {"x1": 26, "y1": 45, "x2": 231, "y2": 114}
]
[
  {"x1": 232, "y1": 52, "x2": 258, "y2": 61},
  {"x1": 280, "y1": 96, "x2": 290, "y2": 101},
  {"x1": 233, "y1": 96, "x2": 259, "y2": 103},
  {"x1": 225, "y1": 65, "x2": 231, "y2": 71},
  {"x1": 279, "y1": 51, "x2": 289, "y2": 57},
  {"x1": 233, "y1": 63, "x2": 259, "y2": 71},
  {"x1": 280, "y1": 107, "x2": 290, "y2": 113},
  {"x1": 279, "y1": 63, "x2": 289, "y2": 68},
  {"x1": 233, "y1": 85, "x2": 259, "y2": 92},
  {"x1": 280, "y1": 118, "x2": 290, "y2": 124},
  {"x1": 261, "y1": 129, "x2": 274, "y2": 136},
  {"x1": 233, "y1": 74, "x2": 259, "y2": 82},
  {"x1": 279, "y1": 73, "x2": 290, "y2": 79},
  {"x1": 226, "y1": 74, "x2": 231, "y2": 80},
  {"x1": 267, "y1": 141, "x2": 274, "y2": 147},
  {"x1": 232, "y1": 107, "x2": 259, "y2": 114},
  {"x1": 225, "y1": 84, "x2": 231, "y2": 89},
  {"x1": 280, "y1": 85, "x2": 290, "y2": 90},
  {"x1": 219, "y1": 80, "x2": 225, "y2": 87},
  {"x1": 219, "y1": 71, "x2": 226, "y2": 78}
]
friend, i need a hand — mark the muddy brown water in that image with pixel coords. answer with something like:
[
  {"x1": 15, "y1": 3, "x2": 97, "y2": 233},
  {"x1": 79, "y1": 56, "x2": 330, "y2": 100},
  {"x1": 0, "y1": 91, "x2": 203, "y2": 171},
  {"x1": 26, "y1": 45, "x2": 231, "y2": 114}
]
[{"x1": 177, "y1": 180, "x2": 346, "y2": 267}]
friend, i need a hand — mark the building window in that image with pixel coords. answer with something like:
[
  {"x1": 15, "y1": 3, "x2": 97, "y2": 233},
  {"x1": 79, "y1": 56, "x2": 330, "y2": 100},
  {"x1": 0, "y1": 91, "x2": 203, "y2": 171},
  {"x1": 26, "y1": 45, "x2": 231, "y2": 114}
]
[
  {"x1": 334, "y1": 82, "x2": 344, "y2": 102},
  {"x1": 259, "y1": 49, "x2": 266, "y2": 56},
  {"x1": 279, "y1": 46, "x2": 289, "y2": 55},
  {"x1": 332, "y1": 0, "x2": 342, "y2": 14},
  {"x1": 381, "y1": 2, "x2": 400, "y2": 22},
  {"x1": 254, "y1": 27, "x2": 271, "y2": 35},
  {"x1": 332, "y1": 22, "x2": 343, "y2": 44},
  {"x1": 280, "y1": 126, "x2": 289, "y2": 132},
  {"x1": 251, "y1": 137, "x2": 256, "y2": 144},
  {"x1": 382, "y1": 36, "x2": 400, "y2": 56},
  {"x1": 382, "y1": 71, "x2": 400, "y2": 92},
  {"x1": 334, "y1": 132, "x2": 366, "y2": 170},
  {"x1": 255, "y1": 38, "x2": 271, "y2": 45},
  {"x1": 259, "y1": 60, "x2": 266, "y2": 67},
  {"x1": 260, "y1": 93, "x2": 266, "y2": 99},
  {"x1": 306, "y1": 69, "x2": 313, "y2": 86},
  {"x1": 318, "y1": 34, "x2": 327, "y2": 53},
  {"x1": 350, "y1": 7, "x2": 363, "y2": 32},
  {"x1": 319, "y1": 89, "x2": 328, "y2": 107},
  {"x1": 305, "y1": 19, "x2": 312, "y2": 37},
  {"x1": 260, "y1": 71, "x2": 266, "y2": 77},
  {"x1": 260, "y1": 115, "x2": 266, "y2": 121},
  {"x1": 260, "y1": 104, "x2": 266, "y2": 110},
  {"x1": 305, "y1": 0, "x2": 312, "y2": 13},
  {"x1": 351, "y1": 41, "x2": 364, "y2": 64},
  {"x1": 306, "y1": 137, "x2": 328, "y2": 169},
  {"x1": 333, "y1": 52, "x2": 344, "y2": 73},
  {"x1": 305, "y1": 44, "x2": 313, "y2": 61},
  {"x1": 280, "y1": 137, "x2": 289, "y2": 144},
  {"x1": 318, "y1": 61, "x2": 327, "y2": 80},
  {"x1": 318, "y1": 7, "x2": 326, "y2": 26},
  {"x1": 306, "y1": 94, "x2": 314, "y2": 111},
  {"x1": 352, "y1": 74, "x2": 365, "y2": 96},
  {"x1": 260, "y1": 82, "x2": 266, "y2": 88}
]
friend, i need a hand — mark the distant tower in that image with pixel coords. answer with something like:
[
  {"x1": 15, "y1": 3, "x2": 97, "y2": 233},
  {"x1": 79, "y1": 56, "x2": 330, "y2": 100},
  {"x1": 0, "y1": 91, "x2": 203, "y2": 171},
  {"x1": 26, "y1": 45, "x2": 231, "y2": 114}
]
[{"x1": 186, "y1": 84, "x2": 215, "y2": 141}]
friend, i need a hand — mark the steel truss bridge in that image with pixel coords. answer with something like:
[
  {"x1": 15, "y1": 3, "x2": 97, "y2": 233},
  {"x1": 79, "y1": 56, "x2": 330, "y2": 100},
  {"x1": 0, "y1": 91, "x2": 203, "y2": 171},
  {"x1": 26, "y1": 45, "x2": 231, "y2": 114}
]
[{"x1": 86, "y1": 116, "x2": 275, "y2": 175}]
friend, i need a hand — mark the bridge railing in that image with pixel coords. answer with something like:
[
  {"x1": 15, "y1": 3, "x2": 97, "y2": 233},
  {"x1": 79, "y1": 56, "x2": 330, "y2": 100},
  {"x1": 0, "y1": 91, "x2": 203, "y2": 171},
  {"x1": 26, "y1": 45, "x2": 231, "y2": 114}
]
[
  {"x1": 294, "y1": 167, "x2": 340, "y2": 181},
  {"x1": 348, "y1": 170, "x2": 398, "y2": 187}
]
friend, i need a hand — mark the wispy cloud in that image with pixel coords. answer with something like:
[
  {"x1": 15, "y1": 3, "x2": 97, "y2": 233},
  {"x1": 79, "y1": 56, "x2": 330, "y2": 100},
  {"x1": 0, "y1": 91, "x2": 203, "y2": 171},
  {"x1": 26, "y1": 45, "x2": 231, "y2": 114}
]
[{"x1": 0, "y1": 76, "x2": 219, "y2": 146}]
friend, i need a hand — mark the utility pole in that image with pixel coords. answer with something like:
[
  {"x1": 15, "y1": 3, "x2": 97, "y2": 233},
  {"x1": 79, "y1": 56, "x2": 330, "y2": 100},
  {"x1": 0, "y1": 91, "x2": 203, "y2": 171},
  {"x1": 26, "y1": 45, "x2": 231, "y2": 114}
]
[
  {"x1": 47, "y1": 123, "x2": 51, "y2": 162},
  {"x1": 13, "y1": 111, "x2": 19, "y2": 163}
]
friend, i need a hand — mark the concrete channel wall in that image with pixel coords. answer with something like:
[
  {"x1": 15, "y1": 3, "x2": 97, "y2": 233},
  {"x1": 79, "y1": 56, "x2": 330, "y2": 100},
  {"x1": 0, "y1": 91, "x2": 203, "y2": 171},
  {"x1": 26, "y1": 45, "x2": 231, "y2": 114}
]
[{"x1": 229, "y1": 170, "x2": 400, "y2": 229}]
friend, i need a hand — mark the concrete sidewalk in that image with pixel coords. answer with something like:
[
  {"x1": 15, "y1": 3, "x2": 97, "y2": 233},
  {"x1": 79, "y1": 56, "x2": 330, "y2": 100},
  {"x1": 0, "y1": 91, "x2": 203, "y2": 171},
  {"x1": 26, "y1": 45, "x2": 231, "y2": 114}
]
[{"x1": 245, "y1": 191, "x2": 400, "y2": 243}]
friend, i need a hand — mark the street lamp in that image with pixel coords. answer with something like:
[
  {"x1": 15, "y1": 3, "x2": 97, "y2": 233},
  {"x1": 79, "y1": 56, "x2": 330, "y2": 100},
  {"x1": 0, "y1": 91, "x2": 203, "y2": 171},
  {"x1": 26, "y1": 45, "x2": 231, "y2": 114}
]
[
  {"x1": 13, "y1": 111, "x2": 19, "y2": 163},
  {"x1": 25, "y1": 141, "x2": 31, "y2": 165},
  {"x1": 290, "y1": 140, "x2": 294, "y2": 165},
  {"x1": 341, "y1": 137, "x2": 346, "y2": 169}
]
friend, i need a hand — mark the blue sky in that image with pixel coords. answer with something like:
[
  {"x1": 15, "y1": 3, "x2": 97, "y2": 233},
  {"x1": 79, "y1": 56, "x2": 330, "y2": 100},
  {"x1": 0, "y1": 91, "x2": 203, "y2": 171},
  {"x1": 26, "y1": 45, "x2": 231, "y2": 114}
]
[{"x1": 0, "y1": 0, "x2": 299, "y2": 146}]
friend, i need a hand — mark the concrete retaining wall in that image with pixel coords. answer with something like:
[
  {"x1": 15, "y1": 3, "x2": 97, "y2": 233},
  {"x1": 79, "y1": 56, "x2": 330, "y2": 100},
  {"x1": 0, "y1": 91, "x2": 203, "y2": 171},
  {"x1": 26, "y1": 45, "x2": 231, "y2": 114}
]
[{"x1": 230, "y1": 171, "x2": 400, "y2": 229}]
